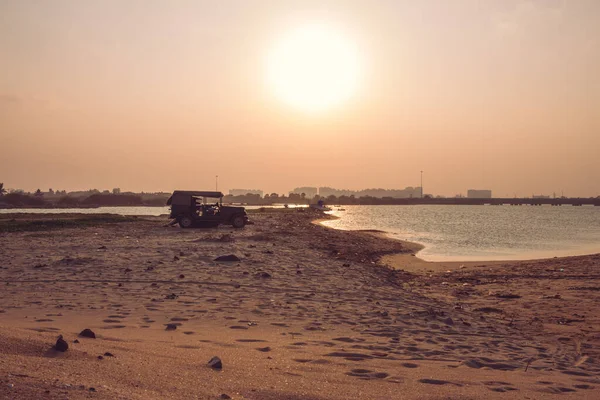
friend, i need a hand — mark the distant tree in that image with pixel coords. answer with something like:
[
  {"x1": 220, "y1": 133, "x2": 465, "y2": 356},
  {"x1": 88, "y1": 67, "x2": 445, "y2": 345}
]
[
  {"x1": 301, "y1": 193, "x2": 306, "y2": 199},
  {"x1": 270, "y1": 193, "x2": 279, "y2": 198},
  {"x1": 57, "y1": 196, "x2": 80, "y2": 207},
  {"x1": 34, "y1": 189, "x2": 43, "y2": 197},
  {"x1": 48, "y1": 188, "x2": 54, "y2": 195},
  {"x1": 0, "y1": 183, "x2": 6, "y2": 196}
]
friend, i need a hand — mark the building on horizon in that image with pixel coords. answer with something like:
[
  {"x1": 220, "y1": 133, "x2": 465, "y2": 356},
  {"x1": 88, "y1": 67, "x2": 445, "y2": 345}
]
[
  {"x1": 532, "y1": 195, "x2": 551, "y2": 199},
  {"x1": 317, "y1": 186, "x2": 422, "y2": 198},
  {"x1": 467, "y1": 189, "x2": 492, "y2": 199},
  {"x1": 228, "y1": 189, "x2": 263, "y2": 197}
]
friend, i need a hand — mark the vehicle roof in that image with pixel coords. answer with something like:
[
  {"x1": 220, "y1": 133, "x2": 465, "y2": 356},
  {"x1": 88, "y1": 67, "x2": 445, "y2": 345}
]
[
  {"x1": 167, "y1": 191, "x2": 224, "y2": 205},
  {"x1": 173, "y1": 190, "x2": 224, "y2": 197},
  {"x1": 172, "y1": 190, "x2": 223, "y2": 197}
]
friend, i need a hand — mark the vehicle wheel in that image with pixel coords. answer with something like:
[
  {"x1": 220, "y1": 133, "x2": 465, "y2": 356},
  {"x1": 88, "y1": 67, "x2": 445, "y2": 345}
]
[
  {"x1": 179, "y1": 216, "x2": 194, "y2": 228},
  {"x1": 231, "y1": 215, "x2": 245, "y2": 229}
]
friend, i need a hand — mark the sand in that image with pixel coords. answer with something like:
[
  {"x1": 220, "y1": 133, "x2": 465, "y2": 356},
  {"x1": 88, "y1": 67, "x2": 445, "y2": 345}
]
[{"x1": 0, "y1": 211, "x2": 598, "y2": 399}]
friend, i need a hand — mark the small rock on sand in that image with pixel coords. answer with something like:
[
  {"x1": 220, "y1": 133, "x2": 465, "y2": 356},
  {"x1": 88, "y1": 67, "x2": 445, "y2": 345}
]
[
  {"x1": 165, "y1": 324, "x2": 178, "y2": 331},
  {"x1": 255, "y1": 272, "x2": 272, "y2": 279},
  {"x1": 55, "y1": 336, "x2": 69, "y2": 352},
  {"x1": 208, "y1": 356, "x2": 223, "y2": 370},
  {"x1": 219, "y1": 395, "x2": 232, "y2": 399},
  {"x1": 79, "y1": 329, "x2": 96, "y2": 339}
]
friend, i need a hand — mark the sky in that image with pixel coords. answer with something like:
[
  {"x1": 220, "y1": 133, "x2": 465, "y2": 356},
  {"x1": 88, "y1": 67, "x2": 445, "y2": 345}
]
[{"x1": 1, "y1": 0, "x2": 599, "y2": 197}]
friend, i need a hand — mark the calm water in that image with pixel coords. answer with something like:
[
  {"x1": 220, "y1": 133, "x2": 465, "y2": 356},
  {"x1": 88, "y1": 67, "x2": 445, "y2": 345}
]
[{"x1": 322, "y1": 205, "x2": 600, "y2": 262}]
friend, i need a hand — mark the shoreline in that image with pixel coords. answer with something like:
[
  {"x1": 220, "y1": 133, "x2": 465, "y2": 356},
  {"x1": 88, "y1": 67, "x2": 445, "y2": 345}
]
[{"x1": 317, "y1": 215, "x2": 600, "y2": 273}]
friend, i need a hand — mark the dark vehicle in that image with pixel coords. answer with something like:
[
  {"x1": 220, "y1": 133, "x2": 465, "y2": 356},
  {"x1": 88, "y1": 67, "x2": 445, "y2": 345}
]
[{"x1": 166, "y1": 191, "x2": 250, "y2": 228}]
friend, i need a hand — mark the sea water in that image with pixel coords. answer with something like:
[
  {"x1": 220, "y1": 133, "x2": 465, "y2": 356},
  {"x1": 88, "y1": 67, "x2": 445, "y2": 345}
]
[{"x1": 321, "y1": 205, "x2": 600, "y2": 262}]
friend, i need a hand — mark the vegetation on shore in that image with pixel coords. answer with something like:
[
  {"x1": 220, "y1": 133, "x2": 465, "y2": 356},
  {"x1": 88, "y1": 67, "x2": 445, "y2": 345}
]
[
  {"x1": 0, "y1": 191, "x2": 169, "y2": 208},
  {"x1": 0, "y1": 213, "x2": 140, "y2": 232}
]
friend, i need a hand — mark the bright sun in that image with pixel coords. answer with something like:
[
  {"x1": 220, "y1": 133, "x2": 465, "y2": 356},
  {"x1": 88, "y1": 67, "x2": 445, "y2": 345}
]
[{"x1": 267, "y1": 23, "x2": 360, "y2": 113}]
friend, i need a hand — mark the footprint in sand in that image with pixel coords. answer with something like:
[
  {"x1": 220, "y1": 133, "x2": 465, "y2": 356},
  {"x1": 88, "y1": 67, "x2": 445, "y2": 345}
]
[
  {"x1": 536, "y1": 387, "x2": 577, "y2": 394},
  {"x1": 325, "y1": 352, "x2": 372, "y2": 361},
  {"x1": 482, "y1": 381, "x2": 518, "y2": 392},
  {"x1": 401, "y1": 363, "x2": 419, "y2": 368},
  {"x1": 346, "y1": 369, "x2": 390, "y2": 380},
  {"x1": 418, "y1": 379, "x2": 462, "y2": 387},
  {"x1": 573, "y1": 384, "x2": 594, "y2": 389}
]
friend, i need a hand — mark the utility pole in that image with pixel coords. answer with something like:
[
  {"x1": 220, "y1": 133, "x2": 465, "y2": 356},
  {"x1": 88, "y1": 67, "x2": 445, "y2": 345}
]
[
  {"x1": 420, "y1": 170, "x2": 423, "y2": 198},
  {"x1": 215, "y1": 175, "x2": 219, "y2": 192}
]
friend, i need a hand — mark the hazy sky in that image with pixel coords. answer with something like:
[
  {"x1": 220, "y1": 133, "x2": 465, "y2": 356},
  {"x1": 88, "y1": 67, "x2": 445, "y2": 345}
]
[{"x1": 1, "y1": 0, "x2": 599, "y2": 197}]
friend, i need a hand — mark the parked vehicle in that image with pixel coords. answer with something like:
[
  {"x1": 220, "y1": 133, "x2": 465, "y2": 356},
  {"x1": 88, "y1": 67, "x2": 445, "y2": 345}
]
[{"x1": 166, "y1": 191, "x2": 250, "y2": 228}]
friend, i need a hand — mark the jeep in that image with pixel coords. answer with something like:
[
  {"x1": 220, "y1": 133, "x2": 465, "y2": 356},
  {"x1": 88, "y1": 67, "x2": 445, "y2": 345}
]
[{"x1": 167, "y1": 191, "x2": 250, "y2": 228}]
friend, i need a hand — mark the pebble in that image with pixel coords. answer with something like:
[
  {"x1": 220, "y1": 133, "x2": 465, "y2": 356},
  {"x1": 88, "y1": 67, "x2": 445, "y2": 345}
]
[
  {"x1": 208, "y1": 356, "x2": 223, "y2": 370},
  {"x1": 165, "y1": 323, "x2": 178, "y2": 331},
  {"x1": 79, "y1": 328, "x2": 96, "y2": 339},
  {"x1": 55, "y1": 335, "x2": 69, "y2": 352}
]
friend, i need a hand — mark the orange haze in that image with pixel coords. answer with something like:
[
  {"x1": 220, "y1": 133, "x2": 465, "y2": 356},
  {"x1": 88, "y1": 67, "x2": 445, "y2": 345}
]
[{"x1": 1, "y1": 0, "x2": 599, "y2": 197}]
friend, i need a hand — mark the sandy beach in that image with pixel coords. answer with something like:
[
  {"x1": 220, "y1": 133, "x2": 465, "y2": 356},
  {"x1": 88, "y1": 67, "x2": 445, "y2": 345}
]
[{"x1": 1, "y1": 210, "x2": 599, "y2": 399}]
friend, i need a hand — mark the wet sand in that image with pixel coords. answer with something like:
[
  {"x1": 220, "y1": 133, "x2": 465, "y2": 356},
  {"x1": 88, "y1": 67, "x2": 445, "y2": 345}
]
[{"x1": 1, "y1": 211, "x2": 599, "y2": 399}]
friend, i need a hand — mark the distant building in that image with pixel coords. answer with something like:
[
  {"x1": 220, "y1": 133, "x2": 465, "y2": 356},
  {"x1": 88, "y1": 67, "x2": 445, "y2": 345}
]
[
  {"x1": 467, "y1": 189, "x2": 492, "y2": 199},
  {"x1": 229, "y1": 189, "x2": 263, "y2": 197},
  {"x1": 532, "y1": 195, "x2": 550, "y2": 199},
  {"x1": 112, "y1": 188, "x2": 121, "y2": 194},
  {"x1": 317, "y1": 186, "x2": 422, "y2": 199}
]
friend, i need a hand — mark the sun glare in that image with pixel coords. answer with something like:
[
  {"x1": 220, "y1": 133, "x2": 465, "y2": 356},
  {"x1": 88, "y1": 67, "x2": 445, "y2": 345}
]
[{"x1": 267, "y1": 23, "x2": 360, "y2": 113}]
